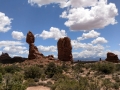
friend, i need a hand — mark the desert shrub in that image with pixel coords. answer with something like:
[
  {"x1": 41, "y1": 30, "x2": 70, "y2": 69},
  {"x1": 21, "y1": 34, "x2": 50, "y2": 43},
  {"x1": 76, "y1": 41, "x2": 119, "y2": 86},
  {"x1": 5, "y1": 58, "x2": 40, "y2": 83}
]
[
  {"x1": 112, "y1": 76, "x2": 120, "y2": 82},
  {"x1": 25, "y1": 78, "x2": 37, "y2": 87},
  {"x1": 41, "y1": 74, "x2": 46, "y2": 81},
  {"x1": 99, "y1": 75, "x2": 105, "y2": 78},
  {"x1": 102, "y1": 78, "x2": 112, "y2": 90},
  {"x1": 8, "y1": 82, "x2": 26, "y2": 90},
  {"x1": 51, "y1": 76, "x2": 89, "y2": 90},
  {"x1": 84, "y1": 64, "x2": 91, "y2": 69},
  {"x1": 51, "y1": 79, "x2": 79, "y2": 90},
  {"x1": 78, "y1": 76, "x2": 89, "y2": 89},
  {"x1": 38, "y1": 82, "x2": 47, "y2": 86},
  {"x1": 38, "y1": 64, "x2": 44, "y2": 68},
  {"x1": 24, "y1": 66, "x2": 42, "y2": 79},
  {"x1": 4, "y1": 65, "x2": 21, "y2": 74},
  {"x1": 45, "y1": 62, "x2": 62, "y2": 78},
  {"x1": 89, "y1": 80, "x2": 100, "y2": 90},
  {"x1": 46, "y1": 81, "x2": 53, "y2": 87},
  {"x1": 3, "y1": 73, "x2": 26, "y2": 90},
  {"x1": 116, "y1": 64, "x2": 120, "y2": 71},
  {"x1": 86, "y1": 71, "x2": 90, "y2": 76},
  {"x1": 0, "y1": 66, "x2": 5, "y2": 75},
  {"x1": 0, "y1": 73, "x2": 2, "y2": 83},
  {"x1": 61, "y1": 62, "x2": 69, "y2": 72},
  {"x1": 91, "y1": 62, "x2": 115, "y2": 74},
  {"x1": 112, "y1": 83, "x2": 119, "y2": 89},
  {"x1": 73, "y1": 62, "x2": 84, "y2": 72},
  {"x1": 52, "y1": 74, "x2": 68, "y2": 81},
  {"x1": 34, "y1": 78, "x2": 39, "y2": 82}
]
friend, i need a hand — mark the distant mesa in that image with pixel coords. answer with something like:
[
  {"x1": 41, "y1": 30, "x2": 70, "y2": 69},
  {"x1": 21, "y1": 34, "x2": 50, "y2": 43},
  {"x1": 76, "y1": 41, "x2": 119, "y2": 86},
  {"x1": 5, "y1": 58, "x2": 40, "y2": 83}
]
[
  {"x1": 0, "y1": 52, "x2": 11, "y2": 60},
  {"x1": 26, "y1": 31, "x2": 43, "y2": 60},
  {"x1": 0, "y1": 52, "x2": 26, "y2": 64},
  {"x1": 57, "y1": 37, "x2": 73, "y2": 62},
  {"x1": 106, "y1": 52, "x2": 119, "y2": 63}
]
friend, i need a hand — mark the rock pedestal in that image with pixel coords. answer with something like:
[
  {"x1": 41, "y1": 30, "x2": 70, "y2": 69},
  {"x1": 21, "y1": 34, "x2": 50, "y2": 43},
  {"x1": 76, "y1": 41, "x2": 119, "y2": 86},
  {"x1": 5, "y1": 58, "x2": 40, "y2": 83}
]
[
  {"x1": 106, "y1": 52, "x2": 119, "y2": 63},
  {"x1": 57, "y1": 37, "x2": 73, "y2": 61},
  {"x1": 26, "y1": 31, "x2": 43, "y2": 60}
]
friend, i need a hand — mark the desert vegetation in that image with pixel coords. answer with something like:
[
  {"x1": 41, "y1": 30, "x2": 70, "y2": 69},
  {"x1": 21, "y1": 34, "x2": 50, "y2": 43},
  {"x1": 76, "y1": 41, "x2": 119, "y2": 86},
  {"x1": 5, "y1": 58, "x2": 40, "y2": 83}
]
[{"x1": 0, "y1": 61, "x2": 120, "y2": 90}]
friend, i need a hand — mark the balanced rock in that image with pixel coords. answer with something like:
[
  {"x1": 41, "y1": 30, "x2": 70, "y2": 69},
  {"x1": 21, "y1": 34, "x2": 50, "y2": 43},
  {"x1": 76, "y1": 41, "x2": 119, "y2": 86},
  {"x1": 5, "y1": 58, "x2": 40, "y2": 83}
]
[
  {"x1": 26, "y1": 31, "x2": 43, "y2": 60},
  {"x1": 106, "y1": 52, "x2": 119, "y2": 63},
  {"x1": 26, "y1": 31, "x2": 35, "y2": 44},
  {"x1": 57, "y1": 37, "x2": 73, "y2": 61}
]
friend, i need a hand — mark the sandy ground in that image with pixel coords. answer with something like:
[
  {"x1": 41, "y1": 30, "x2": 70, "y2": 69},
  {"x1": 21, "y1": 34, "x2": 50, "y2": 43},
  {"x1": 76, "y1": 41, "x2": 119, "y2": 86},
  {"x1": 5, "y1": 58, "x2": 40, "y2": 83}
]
[{"x1": 26, "y1": 86, "x2": 50, "y2": 90}]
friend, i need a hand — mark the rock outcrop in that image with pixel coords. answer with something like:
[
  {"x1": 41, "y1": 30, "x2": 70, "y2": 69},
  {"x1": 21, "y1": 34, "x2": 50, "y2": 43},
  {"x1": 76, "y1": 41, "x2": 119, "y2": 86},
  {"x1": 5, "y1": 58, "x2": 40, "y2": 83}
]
[
  {"x1": 26, "y1": 31, "x2": 35, "y2": 44},
  {"x1": 106, "y1": 52, "x2": 119, "y2": 63},
  {"x1": 47, "y1": 55, "x2": 54, "y2": 60},
  {"x1": 0, "y1": 53, "x2": 26, "y2": 64},
  {"x1": 26, "y1": 31, "x2": 43, "y2": 60},
  {"x1": 0, "y1": 52, "x2": 11, "y2": 60},
  {"x1": 57, "y1": 37, "x2": 73, "y2": 61}
]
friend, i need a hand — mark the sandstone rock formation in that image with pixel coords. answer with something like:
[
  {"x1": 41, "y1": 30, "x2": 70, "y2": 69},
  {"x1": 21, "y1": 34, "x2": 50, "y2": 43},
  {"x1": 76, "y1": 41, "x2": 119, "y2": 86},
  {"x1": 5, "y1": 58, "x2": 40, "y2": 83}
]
[
  {"x1": 47, "y1": 55, "x2": 54, "y2": 60},
  {"x1": 0, "y1": 53, "x2": 26, "y2": 64},
  {"x1": 106, "y1": 52, "x2": 119, "y2": 63},
  {"x1": 26, "y1": 31, "x2": 35, "y2": 44},
  {"x1": 0, "y1": 52, "x2": 11, "y2": 60},
  {"x1": 57, "y1": 37, "x2": 73, "y2": 61},
  {"x1": 26, "y1": 31, "x2": 43, "y2": 60}
]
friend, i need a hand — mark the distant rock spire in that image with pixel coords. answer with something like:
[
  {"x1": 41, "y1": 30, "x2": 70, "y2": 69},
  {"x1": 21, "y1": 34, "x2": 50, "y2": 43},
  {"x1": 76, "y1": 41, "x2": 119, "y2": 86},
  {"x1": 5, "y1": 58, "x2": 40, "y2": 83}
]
[{"x1": 57, "y1": 37, "x2": 73, "y2": 61}]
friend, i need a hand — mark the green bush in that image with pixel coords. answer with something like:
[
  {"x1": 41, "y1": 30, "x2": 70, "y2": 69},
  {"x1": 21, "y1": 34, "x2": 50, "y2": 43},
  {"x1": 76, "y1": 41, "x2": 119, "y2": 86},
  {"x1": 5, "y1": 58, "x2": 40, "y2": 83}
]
[
  {"x1": 0, "y1": 73, "x2": 2, "y2": 83},
  {"x1": 52, "y1": 74, "x2": 68, "y2": 81},
  {"x1": 102, "y1": 78, "x2": 112, "y2": 89},
  {"x1": 24, "y1": 66, "x2": 42, "y2": 79},
  {"x1": 25, "y1": 78, "x2": 37, "y2": 87},
  {"x1": 116, "y1": 64, "x2": 120, "y2": 71},
  {"x1": 73, "y1": 62, "x2": 84, "y2": 74},
  {"x1": 4, "y1": 65, "x2": 21, "y2": 74},
  {"x1": 91, "y1": 62, "x2": 115, "y2": 74},
  {"x1": 3, "y1": 73, "x2": 26, "y2": 90},
  {"x1": 45, "y1": 62, "x2": 62, "y2": 78},
  {"x1": 112, "y1": 83, "x2": 119, "y2": 89},
  {"x1": 61, "y1": 62, "x2": 69, "y2": 72},
  {"x1": 34, "y1": 78, "x2": 39, "y2": 82},
  {"x1": 0, "y1": 66, "x2": 5, "y2": 74},
  {"x1": 51, "y1": 77, "x2": 89, "y2": 90}
]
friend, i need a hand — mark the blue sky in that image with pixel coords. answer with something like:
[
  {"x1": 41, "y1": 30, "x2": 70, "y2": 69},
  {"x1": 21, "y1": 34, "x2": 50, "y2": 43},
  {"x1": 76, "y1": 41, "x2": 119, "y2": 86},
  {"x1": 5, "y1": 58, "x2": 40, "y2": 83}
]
[{"x1": 0, "y1": 0, "x2": 119, "y2": 60}]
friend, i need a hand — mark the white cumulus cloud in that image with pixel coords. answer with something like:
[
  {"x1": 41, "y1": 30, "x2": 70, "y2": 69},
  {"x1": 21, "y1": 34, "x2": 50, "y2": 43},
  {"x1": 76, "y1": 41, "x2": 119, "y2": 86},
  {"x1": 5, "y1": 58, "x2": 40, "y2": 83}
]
[
  {"x1": 12, "y1": 31, "x2": 25, "y2": 40},
  {"x1": 67, "y1": 0, "x2": 98, "y2": 8},
  {"x1": 71, "y1": 38, "x2": 108, "y2": 58},
  {"x1": 77, "y1": 30, "x2": 100, "y2": 40},
  {"x1": 91, "y1": 37, "x2": 108, "y2": 44},
  {"x1": 28, "y1": 0, "x2": 118, "y2": 31},
  {"x1": 28, "y1": 0, "x2": 69, "y2": 8},
  {"x1": 72, "y1": 44, "x2": 105, "y2": 58},
  {"x1": 36, "y1": 27, "x2": 67, "y2": 40},
  {"x1": 3, "y1": 46, "x2": 28, "y2": 55},
  {"x1": 28, "y1": 0, "x2": 98, "y2": 8},
  {"x1": 37, "y1": 45, "x2": 57, "y2": 52},
  {"x1": 60, "y1": 0, "x2": 118, "y2": 30},
  {"x1": 0, "y1": 41, "x2": 24, "y2": 48},
  {"x1": 0, "y1": 12, "x2": 12, "y2": 32}
]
